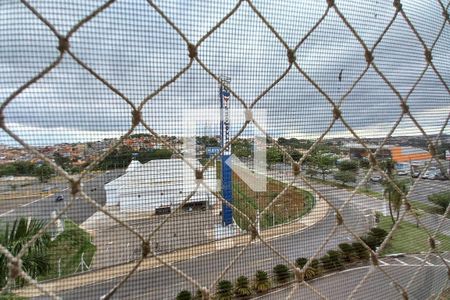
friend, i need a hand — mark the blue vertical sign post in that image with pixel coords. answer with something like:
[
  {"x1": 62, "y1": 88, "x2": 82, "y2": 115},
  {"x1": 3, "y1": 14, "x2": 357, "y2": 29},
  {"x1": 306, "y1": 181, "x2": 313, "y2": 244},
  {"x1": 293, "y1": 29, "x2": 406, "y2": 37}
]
[{"x1": 220, "y1": 78, "x2": 233, "y2": 226}]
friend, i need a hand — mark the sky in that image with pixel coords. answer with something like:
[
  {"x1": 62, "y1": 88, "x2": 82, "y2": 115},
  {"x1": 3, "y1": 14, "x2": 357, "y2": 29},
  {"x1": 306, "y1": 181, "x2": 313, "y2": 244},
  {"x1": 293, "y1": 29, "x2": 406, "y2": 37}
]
[{"x1": 0, "y1": 0, "x2": 449, "y2": 146}]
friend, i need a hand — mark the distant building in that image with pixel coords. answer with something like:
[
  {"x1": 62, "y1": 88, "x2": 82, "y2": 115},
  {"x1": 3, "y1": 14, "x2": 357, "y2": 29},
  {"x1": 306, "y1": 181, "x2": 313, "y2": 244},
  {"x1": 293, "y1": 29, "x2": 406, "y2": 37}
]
[
  {"x1": 345, "y1": 143, "x2": 431, "y2": 169},
  {"x1": 105, "y1": 159, "x2": 217, "y2": 213}
]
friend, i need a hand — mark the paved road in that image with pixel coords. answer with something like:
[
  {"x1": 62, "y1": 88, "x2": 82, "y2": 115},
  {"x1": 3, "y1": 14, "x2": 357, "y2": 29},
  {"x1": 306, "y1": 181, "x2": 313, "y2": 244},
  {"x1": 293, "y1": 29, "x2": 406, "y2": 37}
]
[
  {"x1": 257, "y1": 263, "x2": 448, "y2": 299},
  {"x1": 0, "y1": 169, "x2": 123, "y2": 224},
  {"x1": 36, "y1": 180, "x2": 372, "y2": 299},
  {"x1": 29, "y1": 172, "x2": 450, "y2": 299}
]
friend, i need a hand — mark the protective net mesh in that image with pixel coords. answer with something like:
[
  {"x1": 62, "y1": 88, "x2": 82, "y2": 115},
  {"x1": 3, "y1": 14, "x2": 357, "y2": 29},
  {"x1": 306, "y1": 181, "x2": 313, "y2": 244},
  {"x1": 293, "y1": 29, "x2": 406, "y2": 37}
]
[{"x1": 0, "y1": 0, "x2": 450, "y2": 299}]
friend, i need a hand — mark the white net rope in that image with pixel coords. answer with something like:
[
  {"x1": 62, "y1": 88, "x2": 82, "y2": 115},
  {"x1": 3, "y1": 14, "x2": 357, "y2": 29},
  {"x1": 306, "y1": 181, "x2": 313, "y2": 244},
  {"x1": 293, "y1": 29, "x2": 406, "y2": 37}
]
[{"x1": 0, "y1": 0, "x2": 449, "y2": 299}]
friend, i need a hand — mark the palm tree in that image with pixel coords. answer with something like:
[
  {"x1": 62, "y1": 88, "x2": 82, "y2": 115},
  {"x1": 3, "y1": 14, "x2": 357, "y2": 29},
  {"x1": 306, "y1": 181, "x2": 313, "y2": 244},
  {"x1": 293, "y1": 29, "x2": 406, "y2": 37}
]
[
  {"x1": 0, "y1": 218, "x2": 50, "y2": 288},
  {"x1": 216, "y1": 280, "x2": 233, "y2": 300},
  {"x1": 234, "y1": 276, "x2": 252, "y2": 299},
  {"x1": 253, "y1": 270, "x2": 271, "y2": 294},
  {"x1": 273, "y1": 264, "x2": 291, "y2": 283},
  {"x1": 294, "y1": 257, "x2": 317, "y2": 280},
  {"x1": 384, "y1": 179, "x2": 408, "y2": 225}
]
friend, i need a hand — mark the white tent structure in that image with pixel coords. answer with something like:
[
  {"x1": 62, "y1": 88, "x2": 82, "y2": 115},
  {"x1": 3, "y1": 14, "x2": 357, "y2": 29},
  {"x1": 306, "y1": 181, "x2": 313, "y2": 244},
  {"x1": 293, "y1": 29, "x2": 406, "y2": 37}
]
[{"x1": 105, "y1": 159, "x2": 217, "y2": 213}]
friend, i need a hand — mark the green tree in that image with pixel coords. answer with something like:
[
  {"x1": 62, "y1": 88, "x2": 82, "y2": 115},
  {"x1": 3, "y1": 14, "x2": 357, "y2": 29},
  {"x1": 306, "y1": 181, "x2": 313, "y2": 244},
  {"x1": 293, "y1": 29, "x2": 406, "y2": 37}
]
[
  {"x1": 176, "y1": 290, "x2": 192, "y2": 300},
  {"x1": 216, "y1": 280, "x2": 233, "y2": 300},
  {"x1": 53, "y1": 153, "x2": 73, "y2": 170},
  {"x1": 0, "y1": 218, "x2": 51, "y2": 288},
  {"x1": 384, "y1": 179, "x2": 408, "y2": 225},
  {"x1": 288, "y1": 149, "x2": 302, "y2": 161},
  {"x1": 273, "y1": 264, "x2": 291, "y2": 283},
  {"x1": 234, "y1": 276, "x2": 252, "y2": 299},
  {"x1": 309, "y1": 153, "x2": 336, "y2": 180},
  {"x1": 428, "y1": 192, "x2": 450, "y2": 213},
  {"x1": 266, "y1": 147, "x2": 283, "y2": 169},
  {"x1": 0, "y1": 164, "x2": 17, "y2": 177},
  {"x1": 253, "y1": 270, "x2": 271, "y2": 294},
  {"x1": 33, "y1": 164, "x2": 54, "y2": 183},
  {"x1": 334, "y1": 170, "x2": 356, "y2": 185},
  {"x1": 338, "y1": 160, "x2": 359, "y2": 172}
]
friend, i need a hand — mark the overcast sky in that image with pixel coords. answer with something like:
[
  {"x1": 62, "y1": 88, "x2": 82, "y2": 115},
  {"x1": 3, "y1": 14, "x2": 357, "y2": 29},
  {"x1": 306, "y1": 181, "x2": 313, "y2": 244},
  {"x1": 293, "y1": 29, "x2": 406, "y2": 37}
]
[{"x1": 0, "y1": 0, "x2": 449, "y2": 146}]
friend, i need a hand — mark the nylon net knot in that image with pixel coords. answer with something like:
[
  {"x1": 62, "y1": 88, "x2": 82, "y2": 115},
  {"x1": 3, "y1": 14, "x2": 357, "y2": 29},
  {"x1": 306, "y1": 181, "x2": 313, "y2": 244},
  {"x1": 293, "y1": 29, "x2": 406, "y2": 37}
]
[
  {"x1": 70, "y1": 178, "x2": 80, "y2": 195},
  {"x1": 393, "y1": 0, "x2": 402, "y2": 11},
  {"x1": 294, "y1": 267, "x2": 304, "y2": 282},
  {"x1": 8, "y1": 258, "x2": 21, "y2": 280},
  {"x1": 131, "y1": 110, "x2": 141, "y2": 127},
  {"x1": 368, "y1": 153, "x2": 377, "y2": 167},
  {"x1": 402, "y1": 291, "x2": 409, "y2": 300},
  {"x1": 336, "y1": 211, "x2": 343, "y2": 225},
  {"x1": 195, "y1": 169, "x2": 203, "y2": 183},
  {"x1": 0, "y1": 111, "x2": 4, "y2": 128},
  {"x1": 249, "y1": 224, "x2": 258, "y2": 240},
  {"x1": 292, "y1": 162, "x2": 301, "y2": 175},
  {"x1": 58, "y1": 36, "x2": 70, "y2": 53},
  {"x1": 200, "y1": 287, "x2": 210, "y2": 299},
  {"x1": 400, "y1": 102, "x2": 409, "y2": 114},
  {"x1": 333, "y1": 107, "x2": 341, "y2": 120},
  {"x1": 428, "y1": 143, "x2": 436, "y2": 157},
  {"x1": 404, "y1": 201, "x2": 411, "y2": 211},
  {"x1": 365, "y1": 50, "x2": 374, "y2": 64},
  {"x1": 287, "y1": 49, "x2": 296, "y2": 64},
  {"x1": 188, "y1": 43, "x2": 197, "y2": 59},
  {"x1": 429, "y1": 237, "x2": 436, "y2": 250},
  {"x1": 370, "y1": 252, "x2": 379, "y2": 266},
  {"x1": 424, "y1": 49, "x2": 433, "y2": 63},
  {"x1": 244, "y1": 108, "x2": 253, "y2": 122},
  {"x1": 142, "y1": 241, "x2": 151, "y2": 258},
  {"x1": 327, "y1": 0, "x2": 335, "y2": 7},
  {"x1": 443, "y1": 10, "x2": 449, "y2": 21}
]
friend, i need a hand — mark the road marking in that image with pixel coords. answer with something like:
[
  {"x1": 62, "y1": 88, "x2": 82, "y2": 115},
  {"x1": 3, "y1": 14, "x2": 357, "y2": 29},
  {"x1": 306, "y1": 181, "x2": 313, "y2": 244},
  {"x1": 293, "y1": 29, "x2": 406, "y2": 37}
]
[
  {"x1": 379, "y1": 260, "x2": 389, "y2": 266},
  {"x1": 0, "y1": 209, "x2": 15, "y2": 217},
  {"x1": 21, "y1": 198, "x2": 42, "y2": 207},
  {"x1": 394, "y1": 258, "x2": 408, "y2": 265},
  {"x1": 411, "y1": 255, "x2": 435, "y2": 266}
]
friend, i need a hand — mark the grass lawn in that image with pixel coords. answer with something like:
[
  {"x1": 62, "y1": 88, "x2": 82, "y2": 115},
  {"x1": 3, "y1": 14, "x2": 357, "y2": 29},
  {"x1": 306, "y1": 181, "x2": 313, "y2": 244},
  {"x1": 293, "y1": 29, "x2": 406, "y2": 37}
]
[
  {"x1": 378, "y1": 216, "x2": 450, "y2": 255},
  {"x1": 409, "y1": 200, "x2": 447, "y2": 216},
  {"x1": 232, "y1": 174, "x2": 314, "y2": 230},
  {"x1": 40, "y1": 220, "x2": 96, "y2": 280}
]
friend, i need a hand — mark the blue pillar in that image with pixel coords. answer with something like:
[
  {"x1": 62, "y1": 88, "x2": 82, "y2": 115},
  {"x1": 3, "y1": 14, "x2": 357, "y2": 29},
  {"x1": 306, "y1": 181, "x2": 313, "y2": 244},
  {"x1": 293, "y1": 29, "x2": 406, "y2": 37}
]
[{"x1": 220, "y1": 80, "x2": 233, "y2": 226}]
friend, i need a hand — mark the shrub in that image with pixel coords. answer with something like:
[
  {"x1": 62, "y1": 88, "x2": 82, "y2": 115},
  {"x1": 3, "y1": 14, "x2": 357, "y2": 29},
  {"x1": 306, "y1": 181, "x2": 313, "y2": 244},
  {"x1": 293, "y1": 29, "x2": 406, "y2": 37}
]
[
  {"x1": 295, "y1": 257, "x2": 319, "y2": 280},
  {"x1": 321, "y1": 250, "x2": 344, "y2": 270},
  {"x1": 193, "y1": 289, "x2": 203, "y2": 300},
  {"x1": 295, "y1": 257, "x2": 308, "y2": 268},
  {"x1": 369, "y1": 228, "x2": 388, "y2": 240},
  {"x1": 176, "y1": 290, "x2": 192, "y2": 300},
  {"x1": 351, "y1": 242, "x2": 370, "y2": 260},
  {"x1": 234, "y1": 276, "x2": 252, "y2": 299},
  {"x1": 338, "y1": 243, "x2": 355, "y2": 262},
  {"x1": 361, "y1": 234, "x2": 379, "y2": 250},
  {"x1": 273, "y1": 264, "x2": 291, "y2": 283},
  {"x1": 253, "y1": 270, "x2": 271, "y2": 294},
  {"x1": 216, "y1": 280, "x2": 233, "y2": 300},
  {"x1": 428, "y1": 191, "x2": 450, "y2": 212}
]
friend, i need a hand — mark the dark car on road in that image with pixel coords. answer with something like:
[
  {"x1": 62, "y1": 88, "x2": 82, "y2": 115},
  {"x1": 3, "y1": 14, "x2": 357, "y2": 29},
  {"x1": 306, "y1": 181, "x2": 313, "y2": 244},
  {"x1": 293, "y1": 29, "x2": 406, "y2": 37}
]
[{"x1": 55, "y1": 195, "x2": 64, "y2": 202}]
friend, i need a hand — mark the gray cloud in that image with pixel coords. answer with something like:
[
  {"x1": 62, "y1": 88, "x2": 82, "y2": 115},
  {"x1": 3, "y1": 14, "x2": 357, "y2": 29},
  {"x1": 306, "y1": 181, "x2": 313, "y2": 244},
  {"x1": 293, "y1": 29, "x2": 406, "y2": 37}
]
[{"x1": 0, "y1": 0, "x2": 449, "y2": 146}]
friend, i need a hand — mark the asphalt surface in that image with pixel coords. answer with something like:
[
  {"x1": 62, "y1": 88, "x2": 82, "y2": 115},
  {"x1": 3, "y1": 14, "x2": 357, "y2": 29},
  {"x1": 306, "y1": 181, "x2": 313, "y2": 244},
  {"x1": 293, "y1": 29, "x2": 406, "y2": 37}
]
[
  {"x1": 37, "y1": 181, "x2": 372, "y2": 299},
  {"x1": 257, "y1": 263, "x2": 448, "y2": 299},
  {"x1": 0, "y1": 169, "x2": 123, "y2": 224},
  {"x1": 14, "y1": 168, "x2": 449, "y2": 299}
]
